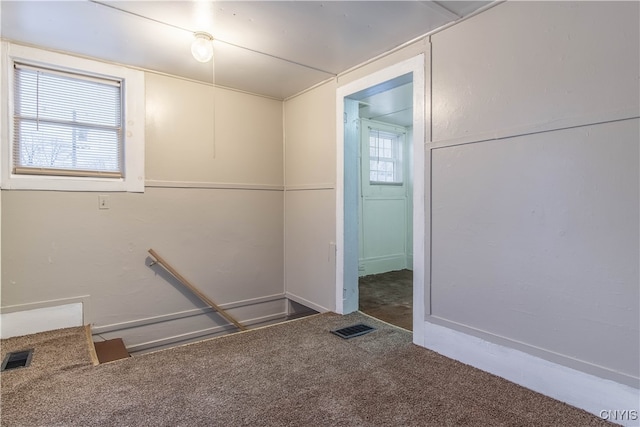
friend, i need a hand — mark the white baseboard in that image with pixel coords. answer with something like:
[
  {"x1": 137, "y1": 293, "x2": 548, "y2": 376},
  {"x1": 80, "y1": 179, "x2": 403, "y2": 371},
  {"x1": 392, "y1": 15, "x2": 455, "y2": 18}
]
[
  {"x1": 91, "y1": 294, "x2": 287, "y2": 353},
  {"x1": 422, "y1": 321, "x2": 640, "y2": 426},
  {"x1": 285, "y1": 292, "x2": 330, "y2": 314},
  {"x1": 1, "y1": 301, "x2": 85, "y2": 338},
  {"x1": 125, "y1": 311, "x2": 288, "y2": 354},
  {"x1": 92, "y1": 293, "x2": 285, "y2": 335},
  {"x1": 359, "y1": 254, "x2": 407, "y2": 276}
]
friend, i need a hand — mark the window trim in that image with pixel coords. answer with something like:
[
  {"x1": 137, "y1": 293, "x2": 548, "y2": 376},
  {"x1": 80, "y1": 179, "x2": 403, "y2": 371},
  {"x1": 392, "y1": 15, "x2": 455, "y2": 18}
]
[
  {"x1": 360, "y1": 119, "x2": 407, "y2": 197},
  {"x1": 368, "y1": 127, "x2": 404, "y2": 185},
  {"x1": 1, "y1": 42, "x2": 145, "y2": 192}
]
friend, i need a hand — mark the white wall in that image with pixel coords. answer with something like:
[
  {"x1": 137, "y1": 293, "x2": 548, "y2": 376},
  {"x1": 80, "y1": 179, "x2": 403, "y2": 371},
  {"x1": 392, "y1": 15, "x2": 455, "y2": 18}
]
[
  {"x1": 431, "y1": 119, "x2": 639, "y2": 384},
  {"x1": 431, "y1": 1, "x2": 639, "y2": 143},
  {"x1": 429, "y1": 0, "x2": 639, "y2": 387},
  {"x1": 1, "y1": 66, "x2": 285, "y2": 347},
  {"x1": 283, "y1": 81, "x2": 337, "y2": 312},
  {"x1": 146, "y1": 74, "x2": 283, "y2": 185}
]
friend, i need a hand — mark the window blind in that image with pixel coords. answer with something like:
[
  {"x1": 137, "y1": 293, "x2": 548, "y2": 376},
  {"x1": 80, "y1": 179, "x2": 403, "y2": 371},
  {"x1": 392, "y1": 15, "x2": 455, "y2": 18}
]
[{"x1": 13, "y1": 63, "x2": 123, "y2": 178}]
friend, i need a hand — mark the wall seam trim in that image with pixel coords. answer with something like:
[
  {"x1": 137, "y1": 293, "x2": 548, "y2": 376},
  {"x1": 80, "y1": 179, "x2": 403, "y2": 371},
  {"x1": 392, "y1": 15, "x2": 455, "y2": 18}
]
[
  {"x1": 285, "y1": 184, "x2": 336, "y2": 191},
  {"x1": 145, "y1": 180, "x2": 284, "y2": 191},
  {"x1": 430, "y1": 113, "x2": 640, "y2": 150},
  {"x1": 282, "y1": 99, "x2": 288, "y2": 303}
]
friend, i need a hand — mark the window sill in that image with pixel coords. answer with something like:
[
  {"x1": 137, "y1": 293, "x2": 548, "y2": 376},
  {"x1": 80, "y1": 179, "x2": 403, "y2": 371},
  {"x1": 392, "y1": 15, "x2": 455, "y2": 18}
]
[{"x1": 2, "y1": 173, "x2": 144, "y2": 192}]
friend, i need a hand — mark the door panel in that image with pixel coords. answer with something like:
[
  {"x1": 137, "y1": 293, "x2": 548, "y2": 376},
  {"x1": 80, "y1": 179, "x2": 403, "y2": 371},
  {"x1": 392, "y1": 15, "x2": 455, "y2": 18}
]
[{"x1": 359, "y1": 119, "x2": 409, "y2": 275}]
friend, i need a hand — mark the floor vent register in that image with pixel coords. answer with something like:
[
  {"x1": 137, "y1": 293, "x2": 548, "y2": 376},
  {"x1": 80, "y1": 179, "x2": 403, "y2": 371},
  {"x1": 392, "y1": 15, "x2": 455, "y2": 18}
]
[
  {"x1": 331, "y1": 324, "x2": 376, "y2": 339},
  {"x1": 1, "y1": 349, "x2": 34, "y2": 371}
]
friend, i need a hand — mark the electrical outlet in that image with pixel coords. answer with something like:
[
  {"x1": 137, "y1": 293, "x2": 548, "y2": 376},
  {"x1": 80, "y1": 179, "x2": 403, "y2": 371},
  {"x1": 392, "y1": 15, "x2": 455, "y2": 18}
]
[{"x1": 98, "y1": 195, "x2": 110, "y2": 210}]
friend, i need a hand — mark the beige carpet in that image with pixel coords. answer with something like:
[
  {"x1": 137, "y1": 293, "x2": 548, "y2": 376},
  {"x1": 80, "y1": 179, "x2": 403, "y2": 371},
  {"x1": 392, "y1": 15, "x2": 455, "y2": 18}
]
[{"x1": 1, "y1": 313, "x2": 611, "y2": 426}]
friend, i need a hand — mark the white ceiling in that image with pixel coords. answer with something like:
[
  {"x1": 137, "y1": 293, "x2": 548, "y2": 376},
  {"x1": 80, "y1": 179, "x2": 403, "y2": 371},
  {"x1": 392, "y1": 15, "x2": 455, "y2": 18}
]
[
  {"x1": 358, "y1": 82, "x2": 414, "y2": 127},
  {"x1": 1, "y1": 1, "x2": 490, "y2": 100}
]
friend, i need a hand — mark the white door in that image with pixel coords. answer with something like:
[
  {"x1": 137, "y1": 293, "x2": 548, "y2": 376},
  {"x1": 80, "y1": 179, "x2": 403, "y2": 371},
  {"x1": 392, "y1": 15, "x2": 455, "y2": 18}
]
[{"x1": 359, "y1": 119, "x2": 410, "y2": 276}]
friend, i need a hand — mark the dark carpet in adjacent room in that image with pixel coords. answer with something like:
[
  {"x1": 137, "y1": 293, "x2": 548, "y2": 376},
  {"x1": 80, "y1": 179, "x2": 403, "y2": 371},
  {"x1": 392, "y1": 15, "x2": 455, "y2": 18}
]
[
  {"x1": 0, "y1": 312, "x2": 609, "y2": 426},
  {"x1": 359, "y1": 269, "x2": 413, "y2": 330}
]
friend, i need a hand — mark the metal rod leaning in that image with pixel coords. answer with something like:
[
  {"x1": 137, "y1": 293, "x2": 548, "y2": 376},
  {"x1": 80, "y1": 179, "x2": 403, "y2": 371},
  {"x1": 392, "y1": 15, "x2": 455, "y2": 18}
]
[{"x1": 148, "y1": 248, "x2": 247, "y2": 332}]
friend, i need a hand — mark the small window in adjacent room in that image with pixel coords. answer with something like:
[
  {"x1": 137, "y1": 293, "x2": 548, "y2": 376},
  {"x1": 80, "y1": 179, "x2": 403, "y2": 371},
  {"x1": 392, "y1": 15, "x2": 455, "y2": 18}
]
[
  {"x1": 369, "y1": 128, "x2": 403, "y2": 184},
  {"x1": 2, "y1": 43, "x2": 145, "y2": 192},
  {"x1": 13, "y1": 63, "x2": 123, "y2": 178}
]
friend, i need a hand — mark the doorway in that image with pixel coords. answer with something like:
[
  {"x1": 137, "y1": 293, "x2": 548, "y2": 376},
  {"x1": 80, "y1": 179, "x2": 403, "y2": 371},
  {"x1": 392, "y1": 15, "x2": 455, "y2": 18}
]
[
  {"x1": 335, "y1": 55, "x2": 426, "y2": 342},
  {"x1": 353, "y1": 83, "x2": 414, "y2": 330}
]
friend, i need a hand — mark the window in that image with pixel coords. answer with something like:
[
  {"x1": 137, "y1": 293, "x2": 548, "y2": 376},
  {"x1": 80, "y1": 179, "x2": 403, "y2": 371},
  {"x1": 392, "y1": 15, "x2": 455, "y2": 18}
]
[
  {"x1": 2, "y1": 43, "x2": 145, "y2": 192},
  {"x1": 369, "y1": 128, "x2": 403, "y2": 184},
  {"x1": 13, "y1": 64, "x2": 123, "y2": 178}
]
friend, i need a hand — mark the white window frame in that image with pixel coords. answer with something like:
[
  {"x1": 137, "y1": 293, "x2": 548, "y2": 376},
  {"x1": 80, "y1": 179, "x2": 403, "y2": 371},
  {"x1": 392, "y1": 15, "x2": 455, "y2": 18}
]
[
  {"x1": 360, "y1": 119, "x2": 407, "y2": 199},
  {"x1": 1, "y1": 42, "x2": 145, "y2": 192},
  {"x1": 367, "y1": 126, "x2": 404, "y2": 185}
]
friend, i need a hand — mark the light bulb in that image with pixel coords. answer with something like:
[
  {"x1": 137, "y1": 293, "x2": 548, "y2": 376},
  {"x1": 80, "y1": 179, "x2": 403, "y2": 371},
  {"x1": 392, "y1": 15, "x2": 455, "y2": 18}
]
[{"x1": 191, "y1": 32, "x2": 214, "y2": 63}]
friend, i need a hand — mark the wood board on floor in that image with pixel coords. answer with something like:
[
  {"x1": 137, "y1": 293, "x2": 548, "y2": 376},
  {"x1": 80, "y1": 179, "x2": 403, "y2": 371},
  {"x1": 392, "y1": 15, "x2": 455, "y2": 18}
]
[{"x1": 93, "y1": 338, "x2": 130, "y2": 364}]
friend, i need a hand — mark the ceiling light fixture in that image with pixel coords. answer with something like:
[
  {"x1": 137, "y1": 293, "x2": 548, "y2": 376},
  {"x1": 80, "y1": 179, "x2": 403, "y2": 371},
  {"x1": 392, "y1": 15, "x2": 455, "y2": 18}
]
[{"x1": 191, "y1": 31, "x2": 214, "y2": 63}]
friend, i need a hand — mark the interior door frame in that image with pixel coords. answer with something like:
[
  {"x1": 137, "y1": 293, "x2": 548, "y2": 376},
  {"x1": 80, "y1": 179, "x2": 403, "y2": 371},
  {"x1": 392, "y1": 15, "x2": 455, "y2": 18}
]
[{"x1": 335, "y1": 54, "x2": 426, "y2": 344}]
